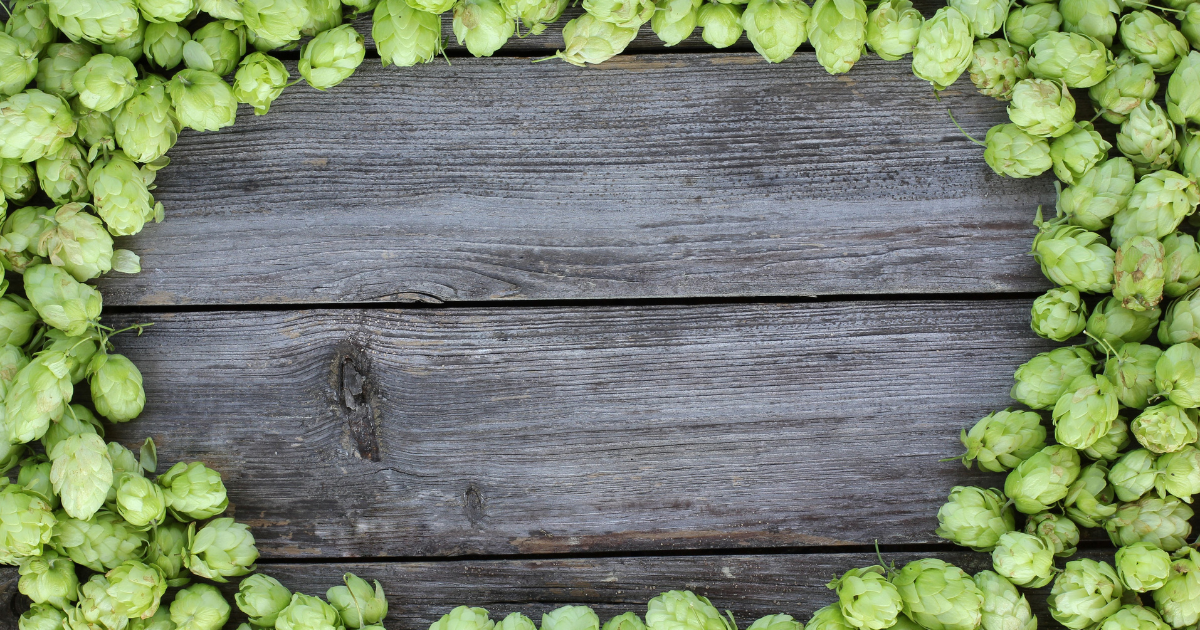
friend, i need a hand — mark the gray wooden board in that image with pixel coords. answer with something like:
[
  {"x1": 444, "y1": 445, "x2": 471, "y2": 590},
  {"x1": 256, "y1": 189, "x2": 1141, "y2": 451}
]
[
  {"x1": 97, "y1": 54, "x2": 1053, "y2": 307},
  {"x1": 0, "y1": 551, "x2": 1117, "y2": 630},
  {"x1": 101, "y1": 300, "x2": 1063, "y2": 559}
]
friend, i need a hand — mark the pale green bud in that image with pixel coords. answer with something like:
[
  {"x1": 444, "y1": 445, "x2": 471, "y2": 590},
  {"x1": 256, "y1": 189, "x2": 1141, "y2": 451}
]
[
  {"x1": 1027, "y1": 31, "x2": 1114, "y2": 88},
  {"x1": 865, "y1": 0, "x2": 920, "y2": 60},
  {"x1": 45, "y1": 0, "x2": 140, "y2": 45},
  {"x1": 983, "y1": 123, "x2": 1052, "y2": 178},
  {"x1": 555, "y1": 14, "x2": 640, "y2": 66},
  {"x1": 299, "y1": 24, "x2": 366, "y2": 90},
  {"x1": 968, "y1": 39, "x2": 1029, "y2": 101},
  {"x1": 168, "y1": 68, "x2": 237, "y2": 131},
  {"x1": 1004, "y1": 2, "x2": 1060, "y2": 49},
  {"x1": 741, "y1": 0, "x2": 810, "y2": 63},
  {"x1": 991, "y1": 531, "x2": 1054, "y2": 587},
  {"x1": 1115, "y1": 543, "x2": 1172, "y2": 591},
  {"x1": 935, "y1": 486, "x2": 1015, "y2": 551},
  {"x1": 697, "y1": 3, "x2": 744, "y2": 48},
  {"x1": 327, "y1": 573, "x2": 387, "y2": 628},
  {"x1": 1104, "y1": 343, "x2": 1161, "y2": 409},
  {"x1": 910, "y1": 6, "x2": 972, "y2": 89},
  {"x1": 170, "y1": 583, "x2": 231, "y2": 630},
  {"x1": 237, "y1": 573, "x2": 293, "y2": 627},
  {"x1": 373, "y1": 0, "x2": 443, "y2": 67}
]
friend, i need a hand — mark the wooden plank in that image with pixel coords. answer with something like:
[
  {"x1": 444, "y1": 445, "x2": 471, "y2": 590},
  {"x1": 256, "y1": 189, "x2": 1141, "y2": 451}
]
[
  {"x1": 103, "y1": 300, "x2": 1055, "y2": 559},
  {"x1": 0, "y1": 551, "x2": 1115, "y2": 630},
  {"x1": 97, "y1": 54, "x2": 1052, "y2": 307}
]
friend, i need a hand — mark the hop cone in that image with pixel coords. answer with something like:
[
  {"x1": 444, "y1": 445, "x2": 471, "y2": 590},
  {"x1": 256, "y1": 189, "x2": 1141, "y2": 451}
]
[
  {"x1": 808, "y1": 0, "x2": 866, "y2": 74},
  {"x1": 40, "y1": 329, "x2": 101, "y2": 385},
  {"x1": 302, "y1": 0, "x2": 344, "y2": 35},
  {"x1": 1097, "y1": 606, "x2": 1170, "y2": 630},
  {"x1": 6, "y1": 0, "x2": 56, "y2": 55},
  {"x1": 0, "y1": 90, "x2": 76, "y2": 162},
  {"x1": 139, "y1": 0, "x2": 195, "y2": 22},
  {"x1": 454, "y1": 0, "x2": 517, "y2": 55},
  {"x1": 891, "y1": 558, "x2": 983, "y2": 630},
  {"x1": 1060, "y1": 0, "x2": 1117, "y2": 46},
  {"x1": 910, "y1": 7, "x2": 973, "y2": 90},
  {"x1": 0, "y1": 33, "x2": 38, "y2": 99},
  {"x1": 101, "y1": 17, "x2": 144, "y2": 62},
  {"x1": 25, "y1": 263, "x2": 102, "y2": 336},
  {"x1": 1110, "y1": 448, "x2": 1158, "y2": 501},
  {"x1": 959, "y1": 408, "x2": 1046, "y2": 472},
  {"x1": 746, "y1": 617, "x2": 797, "y2": 630},
  {"x1": 1183, "y1": 3, "x2": 1200, "y2": 48},
  {"x1": 157, "y1": 461, "x2": 229, "y2": 521},
  {"x1": 299, "y1": 25, "x2": 365, "y2": 91},
  {"x1": 544, "y1": 607, "x2": 601, "y2": 630},
  {"x1": 827, "y1": 566, "x2": 901, "y2": 630},
  {"x1": 1011, "y1": 345, "x2": 1096, "y2": 409},
  {"x1": 1004, "y1": 3, "x2": 1060, "y2": 49},
  {"x1": 1050, "y1": 122, "x2": 1111, "y2": 185},
  {"x1": 1154, "y1": 445, "x2": 1200, "y2": 501},
  {"x1": 1181, "y1": 129, "x2": 1200, "y2": 182},
  {"x1": 1004, "y1": 444, "x2": 1081, "y2": 514},
  {"x1": 51, "y1": 508, "x2": 148, "y2": 572},
  {"x1": 697, "y1": 3, "x2": 743, "y2": 47},
  {"x1": 992, "y1": 531, "x2": 1055, "y2": 587},
  {"x1": 373, "y1": 0, "x2": 444, "y2": 66},
  {"x1": 555, "y1": 14, "x2": 639, "y2": 66},
  {"x1": 72, "y1": 53, "x2": 136, "y2": 112},
  {"x1": 1032, "y1": 212, "x2": 1115, "y2": 292},
  {"x1": 0, "y1": 296, "x2": 37, "y2": 348},
  {"x1": 803, "y1": 605, "x2": 849, "y2": 630},
  {"x1": 114, "y1": 474, "x2": 166, "y2": 527},
  {"x1": 1008, "y1": 78, "x2": 1076, "y2": 138},
  {"x1": 328, "y1": 573, "x2": 387, "y2": 628},
  {"x1": 1117, "y1": 101, "x2": 1180, "y2": 175},
  {"x1": 18, "y1": 550, "x2": 78, "y2": 609},
  {"x1": 1112, "y1": 235, "x2": 1165, "y2": 311},
  {"x1": 1048, "y1": 559, "x2": 1124, "y2": 629},
  {"x1": 1028, "y1": 31, "x2": 1113, "y2": 88},
  {"x1": 184, "y1": 517, "x2": 258, "y2": 582},
  {"x1": 1167, "y1": 52, "x2": 1200, "y2": 127},
  {"x1": 1104, "y1": 343, "x2": 1161, "y2": 409},
  {"x1": 187, "y1": 20, "x2": 249, "y2": 77},
  {"x1": 144, "y1": 22, "x2": 189, "y2": 70},
  {"x1": 1052, "y1": 373, "x2": 1118, "y2": 449},
  {"x1": 49, "y1": 433, "x2": 112, "y2": 520},
  {"x1": 1112, "y1": 171, "x2": 1199, "y2": 247},
  {"x1": 1131, "y1": 402, "x2": 1197, "y2": 453},
  {"x1": 45, "y1": 0, "x2": 139, "y2": 44},
  {"x1": 1025, "y1": 511, "x2": 1080, "y2": 556},
  {"x1": 1105, "y1": 496, "x2": 1193, "y2": 551},
  {"x1": 1120, "y1": 10, "x2": 1189, "y2": 74},
  {"x1": 947, "y1": 0, "x2": 1004, "y2": 38},
  {"x1": 969, "y1": 39, "x2": 1030, "y2": 101},
  {"x1": 1059, "y1": 158, "x2": 1134, "y2": 231},
  {"x1": 1162, "y1": 232, "x2": 1200, "y2": 297},
  {"x1": 0, "y1": 485, "x2": 55, "y2": 562},
  {"x1": 1156, "y1": 342, "x2": 1200, "y2": 408},
  {"x1": 1115, "y1": 543, "x2": 1172, "y2": 592},
  {"x1": 500, "y1": 614, "x2": 541, "y2": 630},
  {"x1": 1089, "y1": 52, "x2": 1157, "y2": 124},
  {"x1": 21, "y1": 604, "x2": 65, "y2": 630},
  {"x1": 935, "y1": 486, "x2": 1015, "y2": 550},
  {"x1": 243, "y1": 0, "x2": 310, "y2": 43},
  {"x1": 35, "y1": 140, "x2": 89, "y2": 205},
  {"x1": 864, "y1": 0, "x2": 920, "y2": 61},
  {"x1": 1064, "y1": 460, "x2": 1117, "y2": 526},
  {"x1": 1152, "y1": 549, "x2": 1200, "y2": 628},
  {"x1": 6, "y1": 352, "x2": 73, "y2": 444},
  {"x1": 168, "y1": 69, "x2": 237, "y2": 132},
  {"x1": 87, "y1": 153, "x2": 155, "y2": 236},
  {"x1": 113, "y1": 75, "x2": 179, "y2": 164},
  {"x1": 983, "y1": 124, "x2": 1052, "y2": 178},
  {"x1": 170, "y1": 583, "x2": 231, "y2": 630},
  {"x1": 76, "y1": 573, "x2": 126, "y2": 630},
  {"x1": 40, "y1": 403, "x2": 102, "y2": 454},
  {"x1": 71, "y1": 97, "x2": 115, "y2": 156},
  {"x1": 1160, "y1": 288, "x2": 1200, "y2": 345},
  {"x1": 499, "y1": 0, "x2": 567, "y2": 35},
  {"x1": 0, "y1": 157, "x2": 36, "y2": 203},
  {"x1": 741, "y1": 0, "x2": 810, "y2": 63},
  {"x1": 974, "y1": 571, "x2": 1035, "y2": 630},
  {"x1": 106, "y1": 560, "x2": 167, "y2": 619},
  {"x1": 431, "y1": 606, "x2": 495, "y2": 630},
  {"x1": 237, "y1": 573, "x2": 293, "y2": 627},
  {"x1": 233, "y1": 52, "x2": 289, "y2": 116},
  {"x1": 146, "y1": 519, "x2": 188, "y2": 586}
]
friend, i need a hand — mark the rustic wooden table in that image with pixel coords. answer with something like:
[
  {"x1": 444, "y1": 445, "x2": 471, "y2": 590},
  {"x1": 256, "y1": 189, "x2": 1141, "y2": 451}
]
[{"x1": 1, "y1": 6, "x2": 1087, "y2": 628}]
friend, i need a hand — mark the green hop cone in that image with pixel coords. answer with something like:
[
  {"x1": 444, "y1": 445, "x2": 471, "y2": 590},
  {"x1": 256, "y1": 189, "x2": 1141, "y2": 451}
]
[
  {"x1": 0, "y1": 298, "x2": 36, "y2": 348},
  {"x1": 167, "y1": 69, "x2": 237, "y2": 132},
  {"x1": 171, "y1": 583, "x2": 231, "y2": 630},
  {"x1": 500, "y1": 613, "x2": 541, "y2": 630},
  {"x1": 499, "y1": 0, "x2": 567, "y2": 36},
  {"x1": 991, "y1": 531, "x2": 1054, "y2": 588},
  {"x1": 24, "y1": 263, "x2": 102, "y2": 336},
  {"x1": 969, "y1": 39, "x2": 1030, "y2": 101},
  {"x1": 373, "y1": 0, "x2": 444, "y2": 66},
  {"x1": 144, "y1": 21, "x2": 189, "y2": 70},
  {"x1": 826, "y1": 566, "x2": 901, "y2": 630},
  {"x1": 184, "y1": 517, "x2": 259, "y2": 582},
  {"x1": 973, "y1": 571, "x2": 1034, "y2": 630},
  {"x1": 114, "y1": 474, "x2": 166, "y2": 527},
  {"x1": 741, "y1": 0, "x2": 810, "y2": 63},
  {"x1": 87, "y1": 153, "x2": 156, "y2": 236},
  {"x1": 1115, "y1": 541, "x2": 1172, "y2": 592},
  {"x1": 0, "y1": 484, "x2": 55, "y2": 562},
  {"x1": 40, "y1": 329, "x2": 101, "y2": 385},
  {"x1": 101, "y1": 18, "x2": 145, "y2": 62},
  {"x1": 327, "y1": 573, "x2": 387, "y2": 628},
  {"x1": 233, "y1": 52, "x2": 289, "y2": 115},
  {"x1": 864, "y1": 0, "x2": 921, "y2": 60},
  {"x1": 891, "y1": 558, "x2": 983, "y2": 630},
  {"x1": 237, "y1": 573, "x2": 293, "y2": 627},
  {"x1": 1032, "y1": 210, "x2": 1115, "y2": 291},
  {"x1": 696, "y1": 3, "x2": 744, "y2": 48},
  {"x1": 803, "y1": 605, "x2": 849, "y2": 630},
  {"x1": 544, "y1": 607, "x2": 600, "y2": 630},
  {"x1": 1182, "y1": 129, "x2": 1200, "y2": 182},
  {"x1": 1004, "y1": 444, "x2": 1081, "y2": 514},
  {"x1": 17, "y1": 455, "x2": 54, "y2": 509},
  {"x1": 959, "y1": 408, "x2": 1046, "y2": 472},
  {"x1": 302, "y1": 0, "x2": 344, "y2": 35},
  {"x1": 33, "y1": 202, "x2": 116, "y2": 282},
  {"x1": 647, "y1": 591, "x2": 731, "y2": 630},
  {"x1": 1, "y1": 205, "x2": 54, "y2": 272},
  {"x1": 1098, "y1": 606, "x2": 1170, "y2": 630},
  {"x1": 454, "y1": 0, "x2": 516, "y2": 55},
  {"x1": 935, "y1": 486, "x2": 1015, "y2": 551},
  {"x1": 1105, "y1": 344, "x2": 1161, "y2": 409},
  {"x1": 1025, "y1": 511, "x2": 1080, "y2": 556},
  {"x1": 105, "y1": 560, "x2": 167, "y2": 619},
  {"x1": 186, "y1": 20, "x2": 247, "y2": 76},
  {"x1": 1162, "y1": 232, "x2": 1200, "y2": 297},
  {"x1": 808, "y1": 0, "x2": 867, "y2": 74},
  {"x1": 114, "y1": 74, "x2": 179, "y2": 164},
  {"x1": 1052, "y1": 373, "x2": 1118, "y2": 449},
  {"x1": 1154, "y1": 444, "x2": 1200, "y2": 500},
  {"x1": 72, "y1": 52, "x2": 137, "y2": 112},
  {"x1": 20, "y1": 604, "x2": 65, "y2": 630},
  {"x1": 34, "y1": 42, "x2": 93, "y2": 99},
  {"x1": 1064, "y1": 460, "x2": 1117, "y2": 526},
  {"x1": 554, "y1": 14, "x2": 640, "y2": 66},
  {"x1": 1027, "y1": 31, "x2": 1113, "y2": 88},
  {"x1": 49, "y1": 433, "x2": 112, "y2": 520},
  {"x1": 1089, "y1": 53, "x2": 1157, "y2": 125},
  {"x1": 1160, "y1": 288, "x2": 1200, "y2": 345},
  {"x1": 0, "y1": 158, "x2": 36, "y2": 202},
  {"x1": 6, "y1": 0, "x2": 57, "y2": 55},
  {"x1": 277, "y1": 593, "x2": 346, "y2": 630},
  {"x1": 35, "y1": 141, "x2": 89, "y2": 205},
  {"x1": 1117, "y1": 101, "x2": 1180, "y2": 175},
  {"x1": 431, "y1": 606, "x2": 494, "y2": 630},
  {"x1": 1105, "y1": 496, "x2": 1193, "y2": 550},
  {"x1": 71, "y1": 97, "x2": 115, "y2": 157},
  {"x1": 1011, "y1": 345, "x2": 1096, "y2": 409},
  {"x1": 1008, "y1": 78, "x2": 1076, "y2": 138},
  {"x1": 1120, "y1": 10, "x2": 1189, "y2": 74},
  {"x1": 582, "y1": 0, "x2": 653, "y2": 27},
  {"x1": 76, "y1": 573, "x2": 127, "y2": 630},
  {"x1": 1032, "y1": 286, "x2": 1088, "y2": 341},
  {"x1": 948, "y1": 0, "x2": 1005, "y2": 38},
  {"x1": 1050, "y1": 122, "x2": 1111, "y2": 185},
  {"x1": 1112, "y1": 171, "x2": 1199, "y2": 248},
  {"x1": 6, "y1": 352, "x2": 73, "y2": 444},
  {"x1": 243, "y1": 0, "x2": 310, "y2": 43},
  {"x1": 1005, "y1": 3, "x2": 1060, "y2": 49},
  {"x1": 138, "y1": 0, "x2": 196, "y2": 22},
  {"x1": 746, "y1": 617, "x2": 798, "y2": 630},
  {"x1": 0, "y1": 33, "x2": 38, "y2": 99},
  {"x1": 39, "y1": 405, "x2": 100, "y2": 460},
  {"x1": 0, "y1": 90, "x2": 76, "y2": 162},
  {"x1": 52, "y1": 508, "x2": 148, "y2": 572},
  {"x1": 1059, "y1": 0, "x2": 1117, "y2": 46},
  {"x1": 146, "y1": 519, "x2": 189, "y2": 586},
  {"x1": 1110, "y1": 448, "x2": 1159, "y2": 501},
  {"x1": 910, "y1": 7, "x2": 972, "y2": 89},
  {"x1": 1131, "y1": 402, "x2": 1198, "y2": 453},
  {"x1": 1167, "y1": 52, "x2": 1200, "y2": 128},
  {"x1": 1183, "y1": 3, "x2": 1200, "y2": 48},
  {"x1": 1152, "y1": 549, "x2": 1200, "y2": 628},
  {"x1": 1155, "y1": 342, "x2": 1200, "y2": 408},
  {"x1": 1048, "y1": 559, "x2": 1124, "y2": 630},
  {"x1": 157, "y1": 461, "x2": 229, "y2": 520},
  {"x1": 45, "y1": 0, "x2": 139, "y2": 45},
  {"x1": 983, "y1": 123, "x2": 1052, "y2": 178},
  {"x1": 18, "y1": 550, "x2": 78, "y2": 609},
  {"x1": 299, "y1": 24, "x2": 366, "y2": 91},
  {"x1": 1113, "y1": 235, "x2": 1165, "y2": 311}
]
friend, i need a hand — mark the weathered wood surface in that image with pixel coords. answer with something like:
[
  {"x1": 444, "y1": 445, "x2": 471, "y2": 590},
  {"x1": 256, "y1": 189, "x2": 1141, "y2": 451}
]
[
  {"x1": 0, "y1": 550, "x2": 1116, "y2": 630},
  {"x1": 98, "y1": 55, "x2": 1052, "y2": 307},
  {"x1": 103, "y1": 300, "x2": 1055, "y2": 559}
]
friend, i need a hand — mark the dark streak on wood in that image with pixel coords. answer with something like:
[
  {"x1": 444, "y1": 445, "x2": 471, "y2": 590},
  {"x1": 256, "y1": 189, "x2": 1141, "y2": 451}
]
[{"x1": 338, "y1": 342, "x2": 383, "y2": 463}]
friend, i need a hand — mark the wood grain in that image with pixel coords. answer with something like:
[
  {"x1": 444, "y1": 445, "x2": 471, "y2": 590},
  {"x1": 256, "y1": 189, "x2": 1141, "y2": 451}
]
[
  {"x1": 102, "y1": 300, "x2": 1056, "y2": 559},
  {"x1": 98, "y1": 54, "x2": 1052, "y2": 307}
]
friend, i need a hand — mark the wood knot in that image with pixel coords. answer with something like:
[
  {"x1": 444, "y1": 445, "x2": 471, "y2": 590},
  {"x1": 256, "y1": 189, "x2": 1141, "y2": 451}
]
[
  {"x1": 335, "y1": 347, "x2": 381, "y2": 462},
  {"x1": 464, "y1": 483, "x2": 486, "y2": 528}
]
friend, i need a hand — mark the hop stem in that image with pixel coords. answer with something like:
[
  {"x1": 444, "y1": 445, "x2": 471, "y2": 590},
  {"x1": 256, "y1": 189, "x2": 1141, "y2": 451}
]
[{"x1": 946, "y1": 108, "x2": 987, "y2": 147}]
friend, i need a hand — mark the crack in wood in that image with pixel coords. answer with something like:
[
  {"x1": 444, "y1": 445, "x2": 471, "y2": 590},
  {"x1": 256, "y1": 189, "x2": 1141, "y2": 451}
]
[{"x1": 337, "y1": 345, "x2": 382, "y2": 462}]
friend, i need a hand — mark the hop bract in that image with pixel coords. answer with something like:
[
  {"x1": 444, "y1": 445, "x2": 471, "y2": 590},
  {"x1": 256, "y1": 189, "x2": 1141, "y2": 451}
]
[
  {"x1": 0, "y1": 90, "x2": 76, "y2": 162},
  {"x1": 1117, "y1": 101, "x2": 1180, "y2": 175},
  {"x1": 1131, "y1": 402, "x2": 1198, "y2": 453},
  {"x1": 1105, "y1": 496, "x2": 1193, "y2": 551},
  {"x1": 1152, "y1": 549, "x2": 1200, "y2": 628},
  {"x1": 808, "y1": 0, "x2": 867, "y2": 74},
  {"x1": 168, "y1": 69, "x2": 237, "y2": 132},
  {"x1": 328, "y1": 573, "x2": 387, "y2": 628},
  {"x1": 826, "y1": 566, "x2": 901, "y2": 630},
  {"x1": 1104, "y1": 343, "x2": 1160, "y2": 409},
  {"x1": 171, "y1": 583, "x2": 231, "y2": 630},
  {"x1": 891, "y1": 558, "x2": 983, "y2": 630},
  {"x1": 454, "y1": 0, "x2": 516, "y2": 56},
  {"x1": 983, "y1": 124, "x2": 1051, "y2": 178},
  {"x1": 1089, "y1": 52, "x2": 1157, "y2": 124},
  {"x1": 1048, "y1": 559, "x2": 1124, "y2": 629},
  {"x1": 1004, "y1": 443, "x2": 1081, "y2": 513},
  {"x1": 741, "y1": 0, "x2": 810, "y2": 63},
  {"x1": 114, "y1": 74, "x2": 179, "y2": 164},
  {"x1": 969, "y1": 39, "x2": 1029, "y2": 101},
  {"x1": 1120, "y1": 10, "x2": 1189, "y2": 74},
  {"x1": 18, "y1": 550, "x2": 78, "y2": 609},
  {"x1": 373, "y1": 0, "x2": 443, "y2": 67},
  {"x1": 973, "y1": 571, "x2": 1034, "y2": 630},
  {"x1": 935, "y1": 486, "x2": 1015, "y2": 550},
  {"x1": 1115, "y1": 541, "x2": 1171, "y2": 591},
  {"x1": 237, "y1": 573, "x2": 293, "y2": 627},
  {"x1": 1025, "y1": 511, "x2": 1080, "y2": 556},
  {"x1": 1005, "y1": 3, "x2": 1060, "y2": 49},
  {"x1": 45, "y1": 0, "x2": 139, "y2": 45},
  {"x1": 864, "y1": 0, "x2": 920, "y2": 61},
  {"x1": 1112, "y1": 171, "x2": 1199, "y2": 247},
  {"x1": 910, "y1": 7, "x2": 972, "y2": 89},
  {"x1": 1027, "y1": 31, "x2": 1113, "y2": 88},
  {"x1": 157, "y1": 461, "x2": 229, "y2": 520},
  {"x1": 697, "y1": 3, "x2": 744, "y2": 47}
]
